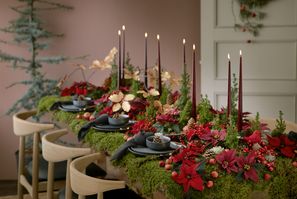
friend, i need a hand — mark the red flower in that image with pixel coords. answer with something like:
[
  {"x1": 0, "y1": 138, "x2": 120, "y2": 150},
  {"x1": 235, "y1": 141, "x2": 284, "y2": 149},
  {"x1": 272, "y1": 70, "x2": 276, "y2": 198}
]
[
  {"x1": 237, "y1": 152, "x2": 259, "y2": 182},
  {"x1": 172, "y1": 162, "x2": 204, "y2": 192},
  {"x1": 200, "y1": 129, "x2": 226, "y2": 146},
  {"x1": 267, "y1": 135, "x2": 296, "y2": 158},
  {"x1": 244, "y1": 130, "x2": 262, "y2": 144},
  {"x1": 99, "y1": 106, "x2": 112, "y2": 115},
  {"x1": 185, "y1": 124, "x2": 210, "y2": 141},
  {"x1": 129, "y1": 120, "x2": 156, "y2": 135},
  {"x1": 172, "y1": 141, "x2": 206, "y2": 164},
  {"x1": 156, "y1": 114, "x2": 178, "y2": 124},
  {"x1": 215, "y1": 149, "x2": 238, "y2": 173}
]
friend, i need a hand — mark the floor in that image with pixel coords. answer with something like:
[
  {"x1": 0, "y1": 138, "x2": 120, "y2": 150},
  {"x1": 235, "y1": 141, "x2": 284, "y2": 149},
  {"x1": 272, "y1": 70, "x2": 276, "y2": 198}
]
[{"x1": 0, "y1": 181, "x2": 17, "y2": 196}]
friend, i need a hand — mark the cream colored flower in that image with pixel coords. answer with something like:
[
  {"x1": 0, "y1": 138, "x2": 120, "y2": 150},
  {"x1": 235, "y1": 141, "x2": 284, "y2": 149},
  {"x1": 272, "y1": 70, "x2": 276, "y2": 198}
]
[
  {"x1": 137, "y1": 88, "x2": 160, "y2": 98},
  {"x1": 124, "y1": 68, "x2": 140, "y2": 81},
  {"x1": 161, "y1": 71, "x2": 171, "y2": 82},
  {"x1": 89, "y1": 47, "x2": 118, "y2": 70},
  {"x1": 109, "y1": 91, "x2": 135, "y2": 113}
]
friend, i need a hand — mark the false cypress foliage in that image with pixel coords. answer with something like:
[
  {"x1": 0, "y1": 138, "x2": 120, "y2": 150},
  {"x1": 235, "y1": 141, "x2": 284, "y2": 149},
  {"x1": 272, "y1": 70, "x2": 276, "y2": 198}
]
[{"x1": 0, "y1": 0, "x2": 73, "y2": 114}]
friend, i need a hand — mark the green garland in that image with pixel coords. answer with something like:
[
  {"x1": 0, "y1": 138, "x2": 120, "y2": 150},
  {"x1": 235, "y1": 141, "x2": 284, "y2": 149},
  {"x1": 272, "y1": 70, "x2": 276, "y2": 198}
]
[
  {"x1": 38, "y1": 96, "x2": 297, "y2": 199},
  {"x1": 233, "y1": 0, "x2": 275, "y2": 36}
]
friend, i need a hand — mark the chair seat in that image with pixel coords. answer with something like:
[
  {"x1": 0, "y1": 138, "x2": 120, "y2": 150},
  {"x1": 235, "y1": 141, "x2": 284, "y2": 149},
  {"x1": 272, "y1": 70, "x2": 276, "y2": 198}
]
[
  {"x1": 85, "y1": 187, "x2": 143, "y2": 199},
  {"x1": 26, "y1": 156, "x2": 67, "y2": 181}
]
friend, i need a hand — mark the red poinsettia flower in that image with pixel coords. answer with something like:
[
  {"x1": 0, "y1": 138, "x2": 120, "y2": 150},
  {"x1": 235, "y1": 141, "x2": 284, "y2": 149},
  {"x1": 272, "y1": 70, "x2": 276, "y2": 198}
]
[
  {"x1": 244, "y1": 130, "x2": 262, "y2": 144},
  {"x1": 172, "y1": 162, "x2": 204, "y2": 192},
  {"x1": 267, "y1": 135, "x2": 296, "y2": 158},
  {"x1": 129, "y1": 120, "x2": 156, "y2": 135},
  {"x1": 172, "y1": 141, "x2": 207, "y2": 165},
  {"x1": 237, "y1": 152, "x2": 259, "y2": 182},
  {"x1": 200, "y1": 129, "x2": 226, "y2": 146},
  {"x1": 99, "y1": 106, "x2": 112, "y2": 116},
  {"x1": 184, "y1": 124, "x2": 211, "y2": 141},
  {"x1": 156, "y1": 114, "x2": 178, "y2": 124},
  {"x1": 215, "y1": 149, "x2": 238, "y2": 174}
]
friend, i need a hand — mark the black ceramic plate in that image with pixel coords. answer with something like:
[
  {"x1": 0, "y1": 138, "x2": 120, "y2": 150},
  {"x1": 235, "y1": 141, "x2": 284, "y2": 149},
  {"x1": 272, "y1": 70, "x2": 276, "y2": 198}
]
[
  {"x1": 128, "y1": 145, "x2": 174, "y2": 156},
  {"x1": 59, "y1": 103, "x2": 94, "y2": 112},
  {"x1": 92, "y1": 121, "x2": 134, "y2": 132}
]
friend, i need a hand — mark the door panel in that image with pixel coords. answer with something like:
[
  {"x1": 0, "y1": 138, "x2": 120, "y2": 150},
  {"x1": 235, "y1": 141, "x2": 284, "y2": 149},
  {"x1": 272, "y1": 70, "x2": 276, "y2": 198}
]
[{"x1": 201, "y1": 0, "x2": 297, "y2": 122}]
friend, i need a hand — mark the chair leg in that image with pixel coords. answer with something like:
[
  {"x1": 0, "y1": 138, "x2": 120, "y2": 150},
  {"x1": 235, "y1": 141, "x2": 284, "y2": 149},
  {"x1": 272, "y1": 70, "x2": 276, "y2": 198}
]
[
  {"x1": 17, "y1": 137, "x2": 25, "y2": 199},
  {"x1": 32, "y1": 133, "x2": 40, "y2": 199},
  {"x1": 65, "y1": 158, "x2": 72, "y2": 199},
  {"x1": 47, "y1": 161, "x2": 54, "y2": 199},
  {"x1": 97, "y1": 192, "x2": 103, "y2": 199}
]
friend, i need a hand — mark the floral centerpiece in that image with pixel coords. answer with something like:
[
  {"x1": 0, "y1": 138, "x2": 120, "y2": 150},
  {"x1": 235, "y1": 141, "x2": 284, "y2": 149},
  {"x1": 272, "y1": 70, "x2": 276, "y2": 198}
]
[{"x1": 39, "y1": 39, "x2": 297, "y2": 198}]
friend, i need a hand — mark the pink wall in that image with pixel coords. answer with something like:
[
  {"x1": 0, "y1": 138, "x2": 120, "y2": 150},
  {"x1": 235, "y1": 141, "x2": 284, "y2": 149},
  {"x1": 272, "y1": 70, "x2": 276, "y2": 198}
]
[{"x1": 0, "y1": 0, "x2": 200, "y2": 179}]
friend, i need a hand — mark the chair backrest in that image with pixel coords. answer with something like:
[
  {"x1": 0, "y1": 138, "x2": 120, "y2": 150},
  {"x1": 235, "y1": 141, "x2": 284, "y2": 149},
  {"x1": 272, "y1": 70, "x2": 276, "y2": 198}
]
[
  {"x1": 260, "y1": 118, "x2": 297, "y2": 133},
  {"x1": 13, "y1": 110, "x2": 55, "y2": 136},
  {"x1": 70, "y1": 153, "x2": 125, "y2": 197},
  {"x1": 42, "y1": 129, "x2": 92, "y2": 162}
]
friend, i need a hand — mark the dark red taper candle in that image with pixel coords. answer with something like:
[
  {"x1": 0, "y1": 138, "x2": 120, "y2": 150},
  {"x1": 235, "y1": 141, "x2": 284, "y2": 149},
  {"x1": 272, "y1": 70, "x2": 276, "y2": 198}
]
[
  {"x1": 237, "y1": 50, "x2": 243, "y2": 132},
  {"x1": 122, "y1": 25, "x2": 126, "y2": 80},
  {"x1": 144, "y1": 32, "x2": 148, "y2": 89},
  {"x1": 157, "y1": 34, "x2": 162, "y2": 95},
  {"x1": 118, "y1": 30, "x2": 121, "y2": 89},
  {"x1": 191, "y1": 44, "x2": 197, "y2": 119},
  {"x1": 227, "y1": 53, "x2": 231, "y2": 118}
]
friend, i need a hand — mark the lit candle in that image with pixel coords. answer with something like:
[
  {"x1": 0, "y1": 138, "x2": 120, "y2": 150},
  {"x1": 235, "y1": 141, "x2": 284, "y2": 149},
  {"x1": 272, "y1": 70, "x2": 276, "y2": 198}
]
[
  {"x1": 157, "y1": 34, "x2": 162, "y2": 95},
  {"x1": 237, "y1": 50, "x2": 243, "y2": 132},
  {"x1": 144, "y1": 32, "x2": 148, "y2": 89},
  {"x1": 183, "y1": 38, "x2": 186, "y2": 73},
  {"x1": 227, "y1": 53, "x2": 231, "y2": 118},
  {"x1": 118, "y1": 30, "x2": 121, "y2": 89},
  {"x1": 191, "y1": 44, "x2": 196, "y2": 119},
  {"x1": 122, "y1": 25, "x2": 126, "y2": 80}
]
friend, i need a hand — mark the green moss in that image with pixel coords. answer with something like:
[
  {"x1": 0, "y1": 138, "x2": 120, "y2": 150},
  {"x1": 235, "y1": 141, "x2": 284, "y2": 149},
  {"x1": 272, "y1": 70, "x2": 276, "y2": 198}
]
[
  {"x1": 37, "y1": 95, "x2": 71, "y2": 115},
  {"x1": 38, "y1": 96, "x2": 297, "y2": 199}
]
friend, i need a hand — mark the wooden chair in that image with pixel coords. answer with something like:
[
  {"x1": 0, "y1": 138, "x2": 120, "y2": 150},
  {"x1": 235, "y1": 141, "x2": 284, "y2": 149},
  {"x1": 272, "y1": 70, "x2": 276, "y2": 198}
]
[
  {"x1": 70, "y1": 152, "x2": 125, "y2": 199},
  {"x1": 42, "y1": 129, "x2": 92, "y2": 199},
  {"x1": 13, "y1": 110, "x2": 60, "y2": 199},
  {"x1": 259, "y1": 118, "x2": 297, "y2": 133}
]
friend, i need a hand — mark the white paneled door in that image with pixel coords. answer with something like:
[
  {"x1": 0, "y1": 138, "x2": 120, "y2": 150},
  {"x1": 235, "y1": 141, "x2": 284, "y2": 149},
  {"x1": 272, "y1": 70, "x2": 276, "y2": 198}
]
[{"x1": 201, "y1": 0, "x2": 297, "y2": 122}]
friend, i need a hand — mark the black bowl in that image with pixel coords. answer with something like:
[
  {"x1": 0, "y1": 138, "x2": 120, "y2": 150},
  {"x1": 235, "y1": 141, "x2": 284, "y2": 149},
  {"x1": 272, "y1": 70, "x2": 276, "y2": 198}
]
[
  {"x1": 146, "y1": 135, "x2": 171, "y2": 151},
  {"x1": 108, "y1": 114, "x2": 129, "y2": 126},
  {"x1": 73, "y1": 97, "x2": 92, "y2": 107}
]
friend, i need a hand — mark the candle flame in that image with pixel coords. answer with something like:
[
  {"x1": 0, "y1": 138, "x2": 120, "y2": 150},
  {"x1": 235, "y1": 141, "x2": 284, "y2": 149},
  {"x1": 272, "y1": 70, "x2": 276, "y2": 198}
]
[
  {"x1": 240, "y1": 50, "x2": 242, "y2": 56},
  {"x1": 183, "y1": 38, "x2": 186, "y2": 44},
  {"x1": 193, "y1": 44, "x2": 196, "y2": 50},
  {"x1": 145, "y1": 32, "x2": 148, "y2": 38},
  {"x1": 228, "y1": 53, "x2": 230, "y2": 60},
  {"x1": 118, "y1": 30, "x2": 121, "y2": 35},
  {"x1": 122, "y1": 25, "x2": 126, "y2": 31},
  {"x1": 157, "y1": 34, "x2": 160, "y2": 40}
]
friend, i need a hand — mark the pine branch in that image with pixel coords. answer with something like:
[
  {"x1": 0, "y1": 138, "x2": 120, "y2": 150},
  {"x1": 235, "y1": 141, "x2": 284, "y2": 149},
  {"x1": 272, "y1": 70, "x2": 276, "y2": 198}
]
[
  {"x1": 36, "y1": 56, "x2": 69, "y2": 64},
  {"x1": 6, "y1": 80, "x2": 34, "y2": 88},
  {"x1": 0, "y1": 52, "x2": 30, "y2": 63},
  {"x1": 37, "y1": 0, "x2": 73, "y2": 10}
]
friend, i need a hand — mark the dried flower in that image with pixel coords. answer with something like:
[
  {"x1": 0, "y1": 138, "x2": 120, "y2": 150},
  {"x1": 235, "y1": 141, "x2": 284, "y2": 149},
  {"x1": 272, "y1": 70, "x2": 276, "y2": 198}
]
[{"x1": 89, "y1": 47, "x2": 117, "y2": 70}]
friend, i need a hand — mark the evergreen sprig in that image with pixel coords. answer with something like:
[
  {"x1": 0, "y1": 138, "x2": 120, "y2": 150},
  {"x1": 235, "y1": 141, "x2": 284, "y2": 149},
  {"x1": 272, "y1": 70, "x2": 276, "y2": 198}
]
[
  {"x1": 271, "y1": 111, "x2": 286, "y2": 136},
  {"x1": 177, "y1": 64, "x2": 190, "y2": 110},
  {"x1": 0, "y1": 0, "x2": 73, "y2": 114}
]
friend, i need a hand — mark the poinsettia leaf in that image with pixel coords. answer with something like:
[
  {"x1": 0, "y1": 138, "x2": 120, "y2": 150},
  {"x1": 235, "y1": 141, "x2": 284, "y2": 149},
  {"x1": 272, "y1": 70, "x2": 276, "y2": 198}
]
[
  {"x1": 124, "y1": 94, "x2": 135, "y2": 101},
  {"x1": 236, "y1": 171, "x2": 244, "y2": 182},
  {"x1": 112, "y1": 103, "x2": 121, "y2": 112},
  {"x1": 196, "y1": 161, "x2": 206, "y2": 175},
  {"x1": 122, "y1": 101, "x2": 131, "y2": 112},
  {"x1": 172, "y1": 124, "x2": 181, "y2": 133},
  {"x1": 109, "y1": 92, "x2": 124, "y2": 103}
]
